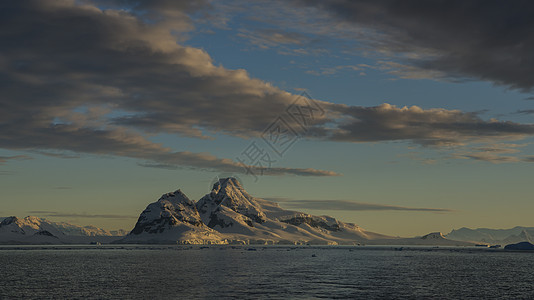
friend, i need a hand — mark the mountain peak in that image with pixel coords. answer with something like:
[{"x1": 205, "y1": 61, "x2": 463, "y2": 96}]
[
  {"x1": 122, "y1": 178, "x2": 396, "y2": 245},
  {"x1": 159, "y1": 189, "x2": 193, "y2": 205},
  {"x1": 0, "y1": 216, "x2": 19, "y2": 226},
  {"x1": 129, "y1": 188, "x2": 205, "y2": 236},
  {"x1": 421, "y1": 232, "x2": 445, "y2": 239},
  {"x1": 212, "y1": 177, "x2": 245, "y2": 194},
  {"x1": 198, "y1": 177, "x2": 267, "y2": 227}
]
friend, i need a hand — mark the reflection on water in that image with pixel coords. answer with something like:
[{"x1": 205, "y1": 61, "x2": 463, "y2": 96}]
[{"x1": 0, "y1": 246, "x2": 533, "y2": 299}]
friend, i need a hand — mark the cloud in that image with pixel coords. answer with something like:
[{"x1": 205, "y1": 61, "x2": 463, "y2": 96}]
[
  {"x1": 515, "y1": 109, "x2": 534, "y2": 115},
  {"x1": 31, "y1": 151, "x2": 81, "y2": 159},
  {"x1": 27, "y1": 211, "x2": 135, "y2": 219},
  {"x1": 455, "y1": 153, "x2": 522, "y2": 163},
  {"x1": 1, "y1": 0, "x2": 534, "y2": 173},
  {"x1": 451, "y1": 143, "x2": 531, "y2": 163},
  {"x1": 0, "y1": 155, "x2": 32, "y2": 164},
  {"x1": 236, "y1": 27, "x2": 330, "y2": 56},
  {"x1": 139, "y1": 152, "x2": 341, "y2": 176},
  {"x1": 0, "y1": 0, "x2": 336, "y2": 177},
  {"x1": 238, "y1": 28, "x2": 311, "y2": 49},
  {"x1": 296, "y1": 0, "x2": 534, "y2": 91},
  {"x1": 322, "y1": 103, "x2": 534, "y2": 146},
  {"x1": 267, "y1": 197, "x2": 453, "y2": 212},
  {"x1": 377, "y1": 61, "x2": 451, "y2": 81},
  {"x1": 306, "y1": 65, "x2": 364, "y2": 76},
  {"x1": 397, "y1": 152, "x2": 438, "y2": 165}
]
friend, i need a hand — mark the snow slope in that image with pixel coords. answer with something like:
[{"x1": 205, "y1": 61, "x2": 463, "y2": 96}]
[{"x1": 120, "y1": 177, "x2": 468, "y2": 245}]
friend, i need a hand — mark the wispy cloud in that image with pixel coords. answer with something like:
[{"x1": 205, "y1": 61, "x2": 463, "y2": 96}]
[
  {"x1": 305, "y1": 65, "x2": 364, "y2": 76},
  {"x1": 267, "y1": 197, "x2": 454, "y2": 213},
  {"x1": 237, "y1": 28, "x2": 310, "y2": 49},
  {"x1": 31, "y1": 151, "x2": 80, "y2": 159},
  {"x1": 377, "y1": 61, "x2": 452, "y2": 81},
  {"x1": 452, "y1": 143, "x2": 531, "y2": 164},
  {"x1": 515, "y1": 109, "x2": 534, "y2": 115},
  {"x1": 0, "y1": 155, "x2": 32, "y2": 164}
]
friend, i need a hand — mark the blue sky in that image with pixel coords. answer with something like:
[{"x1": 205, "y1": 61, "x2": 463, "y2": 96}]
[{"x1": 1, "y1": 0, "x2": 534, "y2": 236}]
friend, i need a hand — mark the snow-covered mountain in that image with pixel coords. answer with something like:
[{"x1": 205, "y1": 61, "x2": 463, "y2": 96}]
[
  {"x1": 0, "y1": 216, "x2": 125, "y2": 244},
  {"x1": 119, "y1": 177, "x2": 472, "y2": 245},
  {"x1": 446, "y1": 226, "x2": 534, "y2": 244},
  {"x1": 119, "y1": 190, "x2": 225, "y2": 244},
  {"x1": 0, "y1": 216, "x2": 64, "y2": 244}
]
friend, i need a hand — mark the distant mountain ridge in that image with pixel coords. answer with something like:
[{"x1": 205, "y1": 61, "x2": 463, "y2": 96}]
[
  {"x1": 118, "y1": 177, "x2": 474, "y2": 246},
  {"x1": 0, "y1": 216, "x2": 125, "y2": 244},
  {"x1": 446, "y1": 227, "x2": 534, "y2": 245}
]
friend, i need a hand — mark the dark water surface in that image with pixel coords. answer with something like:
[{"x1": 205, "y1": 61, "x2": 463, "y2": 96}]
[{"x1": 0, "y1": 245, "x2": 533, "y2": 299}]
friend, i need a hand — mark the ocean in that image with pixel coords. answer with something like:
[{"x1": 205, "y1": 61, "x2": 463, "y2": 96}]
[{"x1": 1, "y1": 245, "x2": 533, "y2": 299}]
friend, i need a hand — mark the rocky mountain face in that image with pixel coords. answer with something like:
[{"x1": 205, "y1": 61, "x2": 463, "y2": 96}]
[
  {"x1": 196, "y1": 178, "x2": 267, "y2": 230},
  {"x1": 120, "y1": 177, "x2": 459, "y2": 245},
  {"x1": 131, "y1": 190, "x2": 203, "y2": 234},
  {"x1": 119, "y1": 189, "x2": 225, "y2": 244}
]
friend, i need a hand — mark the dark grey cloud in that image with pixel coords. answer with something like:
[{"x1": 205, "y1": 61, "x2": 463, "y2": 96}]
[
  {"x1": 515, "y1": 110, "x2": 534, "y2": 115},
  {"x1": 28, "y1": 211, "x2": 135, "y2": 219},
  {"x1": 0, "y1": 0, "x2": 336, "y2": 177},
  {"x1": 322, "y1": 103, "x2": 534, "y2": 146},
  {"x1": 268, "y1": 197, "x2": 453, "y2": 212},
  {"x1": 297, "y1": 0, "x2": 534, "y2": 91},
  {"x1": 2, "y1": 0, "x2": 534, "y2": 173}
]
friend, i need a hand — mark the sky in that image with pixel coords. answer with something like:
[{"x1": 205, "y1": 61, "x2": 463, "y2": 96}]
[{"x1": 1, "y1": 0, "x2": 534, "y2": 237}]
